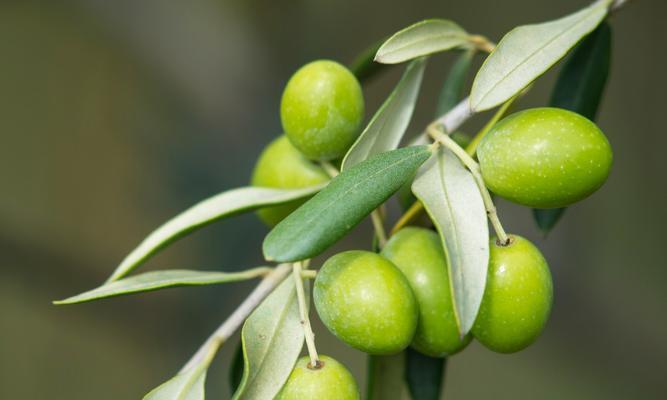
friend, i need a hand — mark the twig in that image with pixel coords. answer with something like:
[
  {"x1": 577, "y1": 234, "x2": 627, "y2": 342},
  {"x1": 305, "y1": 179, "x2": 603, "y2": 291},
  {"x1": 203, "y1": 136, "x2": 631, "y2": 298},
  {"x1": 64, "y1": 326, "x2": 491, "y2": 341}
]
[
  {"x1": 292, "y1": 262, "x2": 320, "y2": 368},
  {"x1": 180, "y1": 263, "x2": 292, "y2": 372}
]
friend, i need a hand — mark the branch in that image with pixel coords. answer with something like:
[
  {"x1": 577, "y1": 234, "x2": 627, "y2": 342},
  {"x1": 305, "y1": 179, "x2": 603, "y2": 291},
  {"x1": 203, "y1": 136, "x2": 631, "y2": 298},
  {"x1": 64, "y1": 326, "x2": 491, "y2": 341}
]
[{"x1": 180, "y1": 263, "x2": 292, "y2": 372}]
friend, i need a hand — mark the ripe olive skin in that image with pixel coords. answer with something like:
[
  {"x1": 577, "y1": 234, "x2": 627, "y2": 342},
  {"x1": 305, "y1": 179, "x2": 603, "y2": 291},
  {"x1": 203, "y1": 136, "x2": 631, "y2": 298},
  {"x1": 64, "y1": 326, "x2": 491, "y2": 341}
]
[
  {"x1": 472, "y1": 235, "x2": 553, "y2": 354},
  {"x1": 281, "y1": 60, "x2": 364, "y2": 160},
  {"x1": 276, "y1": 355, "x2": 359, "y2": 400},
  {"x1": 477, "y1": 107, "x2": 612, "y2": 208},
  {"x1": 251, "y1": 135, "x2": 329, "y2": 226},
  {"x1": 314, "y1": 251, "x2": 418, "y2": 355},
  {"x1": 382, "y1": 227, "x2": 471, "y2": 357}
]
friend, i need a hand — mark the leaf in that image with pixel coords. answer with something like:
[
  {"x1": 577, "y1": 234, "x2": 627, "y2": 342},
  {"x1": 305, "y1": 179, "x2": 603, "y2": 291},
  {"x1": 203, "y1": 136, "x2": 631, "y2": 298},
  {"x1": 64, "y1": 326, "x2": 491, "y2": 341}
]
[
  {"x1": 232, "y1": 277, "x2": 305, "y2": 400},
  {"x1": 263, "y1": 146, "x2": 433, "y2": 262},
  {"x1": 342, "y1": 59, "x2": 427, "y2": 170},
  {"x1": 412, "y1": 147, "x2": 489, "y2": 335},
  {"x1": 54, "y1": 267, "x2": 270, "y2": 305},
  {"x1": 470, "y1": 0, "x2": 611, "y2": 111},
  {"x1": 229, "y1": 341, "x2": 245, "y2": 396},
  {"x1": 367, "y1": 353, "x2": 410, "y2": 400},
  {"x1": 533, "y1": 22, "x2": 612, "y2": 234},
  {"x1": 405, "y1": 348, "x2": 446, "y2": 400},
  {"x1": 350, "y1": 38, "x2": 391, "y2": 83},
  {"x1": 106, "y1": 185, "x2": 325, "y2": 282},
  {"x1": 375, "y1": 19, "x2": 470, "y2": 64},
  {"x1": 436, "y1": 49, "x2": 475, "y2": 116},
  {"x1": 143, "y1": 366, "x2": 207, "y2": 400}
]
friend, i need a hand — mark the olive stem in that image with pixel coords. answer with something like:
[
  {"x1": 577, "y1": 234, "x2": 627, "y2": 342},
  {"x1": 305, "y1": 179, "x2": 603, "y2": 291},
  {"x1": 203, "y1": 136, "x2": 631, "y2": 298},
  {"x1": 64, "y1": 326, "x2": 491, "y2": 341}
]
[
  {"x1": 428, "y1": 124, "x2": 510, "y2": 245},
  {"x1": 180, "y1": 263, "x2": 292, "y2": 373},
  {"x1": 390, "y1": 200, "x2": 425, "y2": 236},
  {"x1": 319, "y1": 160, "x2": 340, "y2": 178},
  {"x1": 468, "y1": 35, "x2": 496, "y2": 53},
  {"x1": 292, "y1": 262, "x2": 320, "y2": 367},
  {"x1": 371, "y1": 209, "x2": 388, "y2": 248},
  {"x1": 301, "y1": 270, "x2": 317, "y2": 279},
  {"x1": 466, "y1": 93, "x2": 518, "y2": 156}
]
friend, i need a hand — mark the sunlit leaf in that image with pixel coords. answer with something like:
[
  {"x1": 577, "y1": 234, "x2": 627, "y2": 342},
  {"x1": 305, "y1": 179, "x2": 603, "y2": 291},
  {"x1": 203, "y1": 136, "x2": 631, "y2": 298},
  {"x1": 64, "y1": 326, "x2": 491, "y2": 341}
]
[
  {"x1": 54, "y1": 267, "x2": 270, "y2": 305},
  {"x1": 412, "y1": 147, "x2": 489, "y2": 335},
  {"x1": 342, "y1": 58, "x2": 427, "y2": 170},
  {"x1": 405, "y1": 348, "x2": 446, "y2": 400},
  {"x1": 264, "y1": 146, "x2": 432, "y2": 262},
  {"x1": 375, "y1": 19, "x2": 470, "y2": 64},
  {"x1": 143, "y1": 367, "x2": 206, "y2": 400},
  {"x1": 470, "y1": 0, "x2": 611, "y2": 111},
  {"x1": 232, "y1": 278, "x2": 305, "y2": 400},
  {"x1": 106, "y1": 185, "x2": 325, "y2": 282}
]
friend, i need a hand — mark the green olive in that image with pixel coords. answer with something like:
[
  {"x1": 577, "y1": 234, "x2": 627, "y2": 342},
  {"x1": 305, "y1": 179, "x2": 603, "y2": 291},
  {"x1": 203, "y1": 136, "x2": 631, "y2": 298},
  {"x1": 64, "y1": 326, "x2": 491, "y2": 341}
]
[
  {"x1": 314, "y1": 251, "x2": 418, "y2": 355},
  {"x1": 382, "y1": 227, "x2": 471, "y2": 357},
  {"x1": 477, "y1": 107, "x2": 612, "y2": 208},
  {"x1": 280, "y1": 60, "x2": 364, "y2": 160},
  {"x1": 472, "y1": 235, "x2": 553, "y2": 353},
  {"x1": 251, "y1": 135, "x2": 329, "y2": 225},
  {"x1": 276, "y1": 355, "x2": 359, "y2": 400}
]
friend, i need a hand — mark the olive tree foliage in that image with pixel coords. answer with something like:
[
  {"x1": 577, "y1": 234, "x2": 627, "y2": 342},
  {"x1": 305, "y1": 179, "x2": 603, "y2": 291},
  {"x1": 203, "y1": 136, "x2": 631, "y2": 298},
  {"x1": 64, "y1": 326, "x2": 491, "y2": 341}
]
[{"x1": 56, "y1": 1, "x2": 632, "y2": 399}]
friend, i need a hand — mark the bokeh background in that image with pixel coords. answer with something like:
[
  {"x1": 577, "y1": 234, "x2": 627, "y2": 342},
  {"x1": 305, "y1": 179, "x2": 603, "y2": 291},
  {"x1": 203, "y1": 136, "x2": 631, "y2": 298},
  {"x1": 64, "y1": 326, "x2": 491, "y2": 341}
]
[{"x1": 1, "y1": 0, "x2": 665, "y2": 399}]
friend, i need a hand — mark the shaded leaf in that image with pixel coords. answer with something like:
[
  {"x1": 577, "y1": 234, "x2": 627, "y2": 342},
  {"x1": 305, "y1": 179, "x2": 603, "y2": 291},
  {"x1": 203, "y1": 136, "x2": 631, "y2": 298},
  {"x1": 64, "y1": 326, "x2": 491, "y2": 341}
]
[
  {"x1": 436, "y1": 49, "x2": 476, "y2": 116},
  {"x1": 106, "y1": 185, "x2": 325, "y2": 282},
  {"x1": 534, "y1": 22, "x2": 612, "y2": 234},
  {"x1": 232, "y1": 277, "x2": 305, "y2": 400},
  {"x1": 405, "y1": 348, "x2": 446, "y2": 400},
  {"x1": 470, "y1": 0, "x2": 611, "y2": 111},
  {"x1": 342, "y1": 58, "x2": 427, "y2": 170},
  {"x1": 263, "y1": 146, "x2": 432, "y2": 262},
  {"x1": 375, "y1": 19, "x2": 470, "y2": 64},
  {"x1": 54, "y1": 267, "x2": 270, "y2": 305},
  {"x1": 367, "y1": 353, "x2": 410, "y2": 400},
  {"x1": 412, "y1": 147, "x2": 489, "y2": 335},
  {"x1": 229, "y1": 341, "x2": 244, "y2": 396},
  {"x1": 350, "y1": 38, "x2": 391, "y2": 83}
]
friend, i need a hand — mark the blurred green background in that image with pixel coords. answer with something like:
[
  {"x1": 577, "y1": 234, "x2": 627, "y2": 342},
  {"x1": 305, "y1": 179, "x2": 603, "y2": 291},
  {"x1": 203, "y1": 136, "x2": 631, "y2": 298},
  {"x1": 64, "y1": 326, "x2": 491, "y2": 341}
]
[{"x1": 1, "y1": 0, "x2": 665, "y2": 399}]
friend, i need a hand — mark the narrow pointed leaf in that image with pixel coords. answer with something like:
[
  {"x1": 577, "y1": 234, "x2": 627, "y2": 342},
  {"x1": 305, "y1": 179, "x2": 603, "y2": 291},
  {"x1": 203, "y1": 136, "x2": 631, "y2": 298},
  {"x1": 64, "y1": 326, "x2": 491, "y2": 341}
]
[
  {"x1": 143, "y1": 360, "x2": 208, "y2": 400},
  {"x1": 106, "y1": 185, "x2": 325, "y2": 282},
  {"x1": 470, "y1": 0, "x2": 611, "y2": 111},
  {"x1": 350, "y1": 38, "x2": 391, "y2": 83},
  {"x1": 412, "y1": 148, "x2": 489, "y2": 335},
  {"x1": 436, "y1": 49, "x2": 475, "y2": 116},
  {"x1": 367, "y1": 353, "x2": 410, "y2": 400},
  {"x1": 533, "y1": 22, "x2": 612, "y2": 234},
  {"x1": 264, "y1": 146, "x2": 432, "y2": 262},
  {"x1": 375, "y1": 19, "x2": 470, "y2": 64},
  {"x1": 342, "y1": 58, "x2": 427, "y2": 170},
  {"x1": 232, "y1": 277, "x2": 306, "y2": 400},
  {"x1": 405, "y1": 348, "x2": 446, "y2": 400},
  {"x1": 229, "y1": 341, "x2": 244, "y2": 395},
  {"x1": 54, "y1": 268, "x2": 270, "y2": 305}
]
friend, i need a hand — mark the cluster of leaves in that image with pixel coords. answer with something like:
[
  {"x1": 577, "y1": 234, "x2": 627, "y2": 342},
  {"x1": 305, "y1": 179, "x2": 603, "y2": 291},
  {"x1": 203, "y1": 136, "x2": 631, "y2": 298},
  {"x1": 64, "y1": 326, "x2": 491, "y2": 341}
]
[{"x1": 56, "y1": 0, "x2": 617, "y2": 399}]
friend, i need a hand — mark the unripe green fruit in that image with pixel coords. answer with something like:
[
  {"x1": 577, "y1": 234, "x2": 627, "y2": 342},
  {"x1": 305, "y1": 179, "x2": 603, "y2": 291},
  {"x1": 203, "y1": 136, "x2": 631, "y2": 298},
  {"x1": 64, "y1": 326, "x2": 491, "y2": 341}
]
[
  {"x1": 314, "y1": 251, "x2": 418, "y2": 355},
  {"x1": 281, "y1": 60, "x2": 364, "y2": 160},
  {"x1": 276, "y1": 355, "x2": 359, "y2": 400},
  {"x1": 477, "y1": 107, "x2": 612, "y2": 208},
  {"x1": 251, "y1": 135, "x2": 329, "y2": 225},
  {"x1": 472, "y1": 235, "x2": 553, "y2": 353},
  {"x1": 382, "y1": 227, "x2": 471, "y2": 357}
]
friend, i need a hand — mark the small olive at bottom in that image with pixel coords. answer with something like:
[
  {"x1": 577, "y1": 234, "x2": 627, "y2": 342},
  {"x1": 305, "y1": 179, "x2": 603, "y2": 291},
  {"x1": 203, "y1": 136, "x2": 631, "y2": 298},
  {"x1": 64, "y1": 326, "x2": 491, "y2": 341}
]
[{"x1": 275, "y1": 355, "x2": 359, "y2": 400}]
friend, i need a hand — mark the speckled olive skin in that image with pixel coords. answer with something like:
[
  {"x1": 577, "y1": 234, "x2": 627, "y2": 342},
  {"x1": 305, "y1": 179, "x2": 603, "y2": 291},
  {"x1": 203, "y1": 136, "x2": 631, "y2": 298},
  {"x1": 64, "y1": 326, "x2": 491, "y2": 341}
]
[
  {"x1": 472, "y1": 235, "x2": 553, "y2": 353},
  {"x1": 276, "y1": 355, "x2": 359, "y2": 400},
  {"x1": 382, "y1": 227, "x2": 471, "y2": 357},
  {"x1": 314, "y1": 251, "x2": 418, "y2": 355},
  {"x1": 251, "y1": 135, "x2": 329, "y2": 226},
  {"x1": 477, "y1": 107, "x2": 612, "y2": 208},
  {"x1": 281, "y1": 60, "x2": 364, "y2": 160}
]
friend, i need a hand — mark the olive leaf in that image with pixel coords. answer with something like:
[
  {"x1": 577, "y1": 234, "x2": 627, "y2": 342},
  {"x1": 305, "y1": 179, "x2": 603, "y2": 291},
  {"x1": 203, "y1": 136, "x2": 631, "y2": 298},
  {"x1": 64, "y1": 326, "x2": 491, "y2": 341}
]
[
  {"x1": 106, "y1": 184, "x2": 325, "y2": 282},
  {"x1": 54, "y1": 267, "x2": 270, "y2": 305},
  {"x1": 405, "y1": 348, "x2": 446, "y2": 400},
  {"x1": 375, "y1": 19, "x2": 470, "y2": 64},
  {"x1": 232, "y1": 277, "x2": 305, "y2": 400},
  {"x1": 263, "y1": 146, "x2": 433, "y2": 262},
  {"x1": 534, "y1": 22, "x2": 612, "y2": 234},
  {"x1": 143, "y1": 364, "x2": 207, "y2": 400},
  {"x1": 350, "y1": 37, "x2": 391, "y2": 83},
  {"x1": 342, "y1": 58, "x2": 427, "y2": 170},
  {"x1": 367, "y1": 353, "x2": 410, "y2": 400},
  {"x1": 436, "y1": 49, "x2": 475, "y2": 116},
  {"x1": 470, "y1": 0, "x2": 611, "y2": 111},
  {"x1": 412, "y1": 147, "x2": 489, "y2": 335},
  {"x1": 229, "y1": 341, "x2": 244, "y2": 396}
]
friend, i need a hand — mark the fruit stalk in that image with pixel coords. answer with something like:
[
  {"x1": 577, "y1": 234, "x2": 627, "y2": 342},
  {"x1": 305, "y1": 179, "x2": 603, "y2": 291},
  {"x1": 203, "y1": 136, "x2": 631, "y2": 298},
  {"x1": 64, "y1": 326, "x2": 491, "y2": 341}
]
[
  {"x1": 428, "y1": 124, "x2": 509, "y2": 245},
  {"x1": 292, "y1": 262, "x2": 321, "y2": 367},
  {"x1": 180, "y1": 264, "x2": 292, "y2": 373}
]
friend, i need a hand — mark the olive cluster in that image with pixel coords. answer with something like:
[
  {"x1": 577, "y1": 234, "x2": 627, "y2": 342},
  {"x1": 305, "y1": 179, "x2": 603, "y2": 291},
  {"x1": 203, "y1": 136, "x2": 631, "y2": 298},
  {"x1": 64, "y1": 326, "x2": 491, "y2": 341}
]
[{"x1": 254, "y1": 59, "x2": 612, "y2": 399}]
